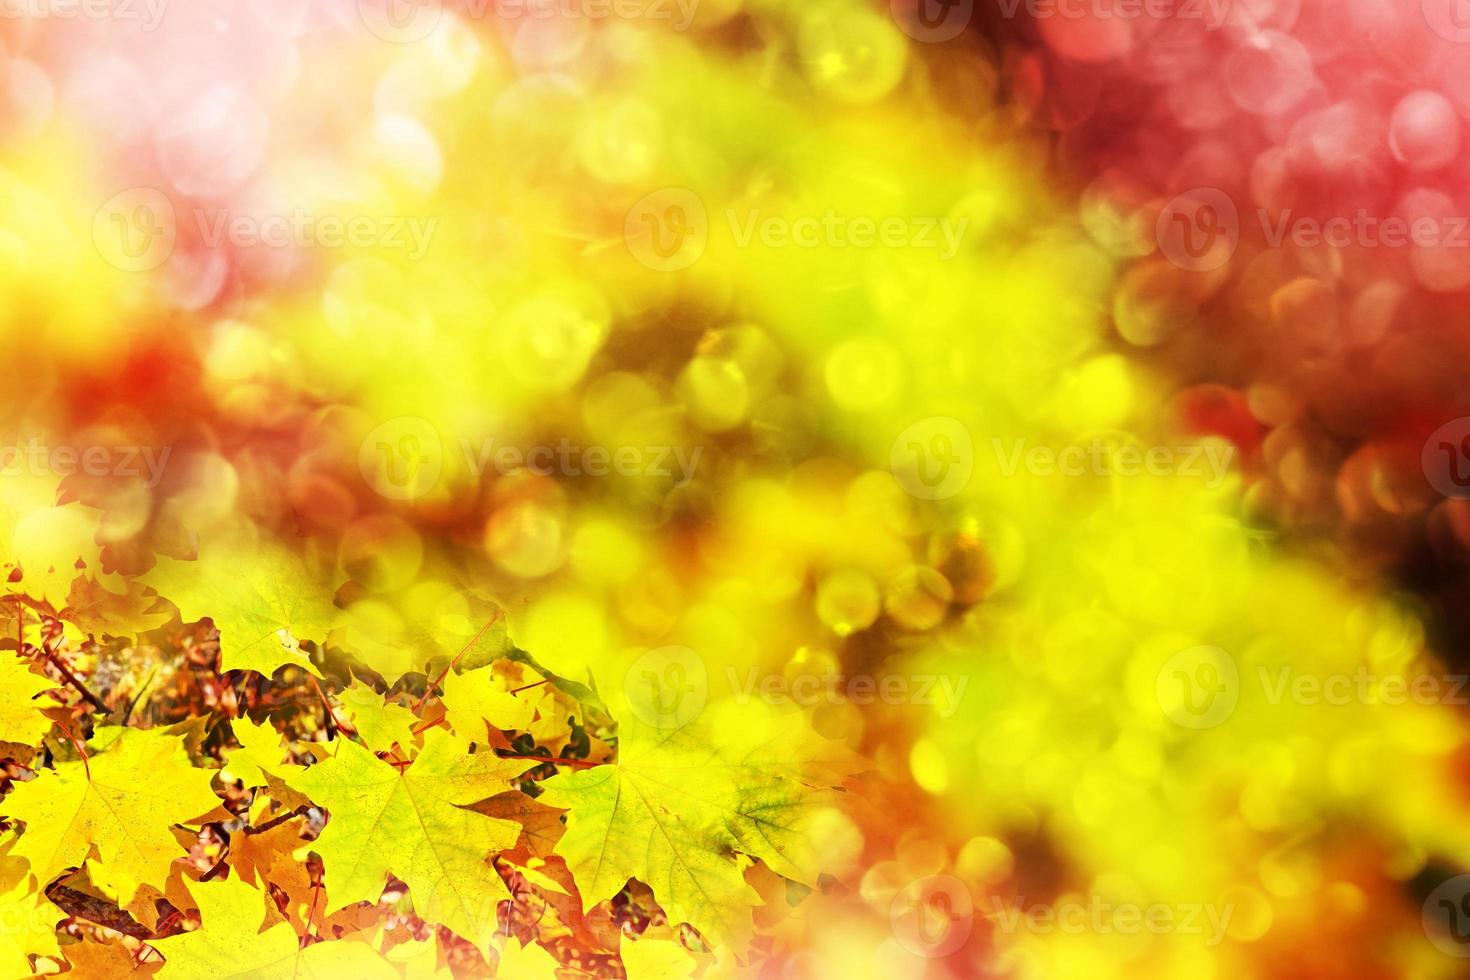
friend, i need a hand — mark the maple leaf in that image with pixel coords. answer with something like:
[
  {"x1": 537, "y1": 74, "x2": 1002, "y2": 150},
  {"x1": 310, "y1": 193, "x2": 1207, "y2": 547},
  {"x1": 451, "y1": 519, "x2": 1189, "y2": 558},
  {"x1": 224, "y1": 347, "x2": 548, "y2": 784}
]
[
  {"x1": 336, "y1": 677, "x2": 417, "y2": 753},
  {"x1": 151, "y1": 877, "x2": 402, "y2": 979},
  {"x1": 221, "y1": 718, "x2": 304, "y2": 789},
  {"x1": 494, "y1": 936, "x2": 562, "y2": 979},
  {"x1": 0, "y1": 727, "x2": 219, "y2": 904},
  {"x1": 0, "y1": 655, "x2": 58, "y2": 747},
  {"x1": 538, "y1": 701, "x2": 859, "y2": 948},
  {"x1": 0, "y1": 837, "x2": 60, "y2": 977},
  {"x1": 286, "y1": 728, "x2": 536, "y2": 950},
  {"x1": 621, "y1": 935, "x2": 697, "y2": 980},
  {"x1": 440, "y1": 661, "x2": 539, "y2": 741},
  {"x1": 140, "y1": 528, "x2": 341, "y2": 678}
]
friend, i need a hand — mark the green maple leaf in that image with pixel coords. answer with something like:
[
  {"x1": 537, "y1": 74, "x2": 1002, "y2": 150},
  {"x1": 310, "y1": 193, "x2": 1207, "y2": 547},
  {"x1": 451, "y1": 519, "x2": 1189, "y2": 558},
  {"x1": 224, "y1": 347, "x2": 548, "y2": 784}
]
[
  {"x1": 0, "y1": 727, "x2": 219, "y2": 904},
  {"x1": 286, "y1": 727, "x2": 535, "y2": 950},
  {"x1": 152, "y1": 877, "x2": 405, "y2": 979},
  {"x1": 141, "y1": 529, "x2": 341, "y2": 678},
  {"x1": 538, "y1": 701, "x2": 858, "y2": 948}
]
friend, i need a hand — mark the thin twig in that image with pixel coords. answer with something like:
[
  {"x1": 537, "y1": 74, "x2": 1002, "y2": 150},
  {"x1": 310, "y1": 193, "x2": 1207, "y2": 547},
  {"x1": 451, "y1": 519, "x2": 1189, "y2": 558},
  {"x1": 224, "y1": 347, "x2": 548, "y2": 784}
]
[
  {"x1": 45, "y1": 882, "x2": 152, "y2": 939},
  {"x1": 246, "y1": 806, "x2": 309, "y2": 836},
  {"x1": 122, "y1": 666, "x2": 158, "y2": 726}
]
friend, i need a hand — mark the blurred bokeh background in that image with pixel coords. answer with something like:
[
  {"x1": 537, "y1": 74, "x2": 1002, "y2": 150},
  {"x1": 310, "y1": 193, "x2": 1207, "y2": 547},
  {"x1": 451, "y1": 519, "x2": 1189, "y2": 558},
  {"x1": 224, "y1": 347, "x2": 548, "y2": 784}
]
[{"x1": 4, "y1": 0, "x2": 1470, "y2": 976}]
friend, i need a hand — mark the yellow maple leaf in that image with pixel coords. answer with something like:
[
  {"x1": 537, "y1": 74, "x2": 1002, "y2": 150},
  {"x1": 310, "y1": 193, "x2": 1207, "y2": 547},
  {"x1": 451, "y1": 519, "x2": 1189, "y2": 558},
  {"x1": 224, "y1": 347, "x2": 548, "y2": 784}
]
[
  {"x1": 151, "y1": 877, "x2": 402, "y2": 980},
  {"x1": 620, "y1": 935, "x2": 696, "y2": 980},
  {"x1": 287, "y1": 728, "x2": 536, "y2": 951},
  {"x1": 0, "y1": 727, "x2": 219, "y2": 904},
  {"x1": 0, "y1": 655, "x2": 57, "y2": 747},
  {"x1": 141, "y1": 528, "x2": 341, "y2": 678},
  {"x1": 336, "y1": 678, "x2": 417, "y2": 753},
  {"x1": 538, "y1": 701, "x2": 858, "y2": 949},
  {"x1": 440, "y1": 662, "x2": 538, "y2": 742},
  {"x1": 0, "y1": 836, "x2": 60, "y2": 978},
  {"x1": 493, "y1": 936, "x2": 561, "y2": 979}
]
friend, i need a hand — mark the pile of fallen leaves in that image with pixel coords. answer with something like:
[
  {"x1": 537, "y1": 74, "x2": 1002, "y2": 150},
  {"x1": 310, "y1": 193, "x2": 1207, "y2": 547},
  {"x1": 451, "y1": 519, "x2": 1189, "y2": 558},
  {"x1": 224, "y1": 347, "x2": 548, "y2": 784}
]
[{"x1": 0, "y1": 586, "x2": 858, "y2": 978}]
